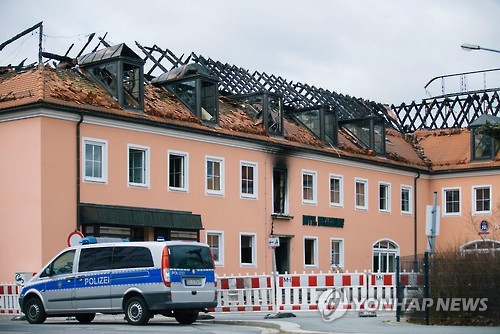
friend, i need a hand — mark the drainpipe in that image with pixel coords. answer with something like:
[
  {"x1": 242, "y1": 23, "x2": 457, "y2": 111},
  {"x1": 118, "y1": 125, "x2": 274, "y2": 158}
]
[
  {"x1": 413, "y1": 171, "x2": 420, "y2": 271},
  {"x1": 76, "y1": 113, "x2": 84, "y2": 230}
]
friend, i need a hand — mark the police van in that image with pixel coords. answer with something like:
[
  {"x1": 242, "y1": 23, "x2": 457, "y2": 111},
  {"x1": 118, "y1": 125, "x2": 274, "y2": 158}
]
[{"x1": 19, "y1": 238, "x2": 217, "y2": 325}]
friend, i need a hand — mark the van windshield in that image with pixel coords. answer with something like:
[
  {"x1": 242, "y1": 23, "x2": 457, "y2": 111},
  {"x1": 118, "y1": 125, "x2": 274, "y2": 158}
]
[{"x1": 168, "y1": 245, "x2": 214, "y2": 270}]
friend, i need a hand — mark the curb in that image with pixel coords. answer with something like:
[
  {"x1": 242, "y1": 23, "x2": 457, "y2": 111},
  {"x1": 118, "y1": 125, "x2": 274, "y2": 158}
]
[{"x1": 209, "y1": 319, "x2": 327, "y2": 334}]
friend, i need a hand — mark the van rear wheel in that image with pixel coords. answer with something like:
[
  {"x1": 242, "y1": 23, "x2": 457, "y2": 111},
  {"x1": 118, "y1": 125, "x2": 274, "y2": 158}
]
[
  {"x1": 75, "y1": 313, "x2": 95, "y2": 323},
  {"x1": 125, "y1": 297, "x2": 150, "y2": 325},
  {"x1": 174, "y1": 310, "x2": 198, "y2": 325},
  {"x1": 25, "y1": 297, "x2": 47, "y2": 324}
]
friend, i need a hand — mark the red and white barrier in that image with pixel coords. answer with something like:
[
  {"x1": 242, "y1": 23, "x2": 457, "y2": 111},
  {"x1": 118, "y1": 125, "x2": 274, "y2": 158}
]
[
  {"x1": 209, "y1": 274, "x2": 274, "y2": 312},
  {"x1": 0, "y1": 284, "x2": 20, "y2": 315},
  {"x1": 277, "y1": 272, "x2": 366, "y2": 311},
  {"x1": 2, "y1": 270, "x2": 420, "y2": 316}
]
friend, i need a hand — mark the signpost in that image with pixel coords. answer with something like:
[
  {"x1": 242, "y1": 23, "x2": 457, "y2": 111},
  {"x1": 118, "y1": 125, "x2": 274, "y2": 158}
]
[{"x1": 426, "y1": 192, "x2": 440, "y2": 254}]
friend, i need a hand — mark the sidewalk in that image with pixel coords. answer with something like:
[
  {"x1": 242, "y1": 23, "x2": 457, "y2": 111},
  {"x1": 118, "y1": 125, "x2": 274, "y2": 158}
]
[{"x1": 205, "y1": 310, "x2": 500, "y2": 334}]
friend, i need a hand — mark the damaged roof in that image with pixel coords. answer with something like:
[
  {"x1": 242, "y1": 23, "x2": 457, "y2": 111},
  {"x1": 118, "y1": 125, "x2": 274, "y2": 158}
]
[{"x1": 0, "y1": 58, "x2": 498, "y2": 174}]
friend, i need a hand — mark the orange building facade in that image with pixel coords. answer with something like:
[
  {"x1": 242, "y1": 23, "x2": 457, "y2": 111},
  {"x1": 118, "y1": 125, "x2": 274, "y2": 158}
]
[{"x1": 0, "y1": 43, "x2": 499, "y2": 283}]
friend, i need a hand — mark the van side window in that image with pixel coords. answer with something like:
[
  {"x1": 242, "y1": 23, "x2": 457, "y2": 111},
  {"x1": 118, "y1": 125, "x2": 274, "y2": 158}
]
[
  {"x1": 78, "y1": 247, "x2": 113, "y2": 272},
  {"x1": 112, "y1": 247, "x2": 153, "y2": 269},
  {"x1": 41, "y1": 250, "x2": 76, "y2": 277}
]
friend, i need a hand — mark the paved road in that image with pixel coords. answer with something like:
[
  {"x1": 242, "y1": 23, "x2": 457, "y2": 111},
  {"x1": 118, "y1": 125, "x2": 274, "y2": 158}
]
[
  {"x1": 0, "y1": 314, "x2": 269, "y2": 334},
  {"x1": 2, "y1": 311, "x2": 499, "y2": 333}
]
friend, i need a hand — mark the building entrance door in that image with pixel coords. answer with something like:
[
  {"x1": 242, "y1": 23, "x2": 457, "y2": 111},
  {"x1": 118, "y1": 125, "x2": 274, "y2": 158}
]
[{"x1": 275, "y1": 237, "x2": 290, "y2": 274}]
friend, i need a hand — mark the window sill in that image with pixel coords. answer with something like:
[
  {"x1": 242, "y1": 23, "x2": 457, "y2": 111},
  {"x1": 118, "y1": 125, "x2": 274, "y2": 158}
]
[
  {"x1": 272, "y1": 214, "x2": 294, "y2": 220},
  {"x1": 169, "y1": 187, "x2": 188, "y2": 193},
  {"x1": 128, "y1": 183, "x2": 150, "y2": 189}
]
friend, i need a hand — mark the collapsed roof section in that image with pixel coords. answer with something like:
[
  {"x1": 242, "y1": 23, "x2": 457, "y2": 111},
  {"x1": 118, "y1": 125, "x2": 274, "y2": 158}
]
[
  {"x1": 138, "y1": 44, "x2": 399, "y2": 155},
  {"x1": 1, "y1": 24, "x2": 499, "y2": 172}
]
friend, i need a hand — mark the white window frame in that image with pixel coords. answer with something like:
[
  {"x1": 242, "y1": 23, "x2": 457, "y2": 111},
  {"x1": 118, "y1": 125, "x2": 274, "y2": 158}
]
[
  {"x1": 378, "y1": 182, "x2": 391, "y2": 213},
  {"x1": 372, "y1": 239, "x2": 400, "y2": 273},
  {"x1": 240, "y1": 161, "x2": 258, "y2": 199},
  {"x1": 329, "y1": 174, "x2": 344, "y2": 208},
  {"x1": 330, "y1": 238, "x2": 344, "y2": 269},
  {"x1": 240, "y1": 233, "x2": 257, "y2": 267},
  {"x1": 400, "y1": 185, "x2": 412, "y2": 215},
  {"x1": 206, "y1": 230, "x2": 224, "y2": 267},
  {"x1": 168, "y1": 150, "x2": 189, "y2": 192},
  {"x1": 302, "y1": 169, "x2": 317, "y2": 205},
  {"x1": 82, "y1": 137, "x2": 108, "y2": 183},
  {"x1": 442, "y1": 187, "x2": 461, "y2": 216},
  {"x1": 355, "y1": 178, "x2": 368, "y2": 210},
  {"x1": 127, "y1": 144, "x2": 150, "y2": 188},
  {"x1": 303, "y1": 236, "x2": 318, "y2": 268},
  {"x1": 472, "y1": 185, "x2": 492, "y2": 215},
  {"x1": 205, "y1": 156, "x2": 225, "y2": 196}
]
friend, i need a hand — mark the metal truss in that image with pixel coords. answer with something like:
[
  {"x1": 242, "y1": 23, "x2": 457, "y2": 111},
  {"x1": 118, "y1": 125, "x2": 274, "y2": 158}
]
[
  {"x1": 392, "y1": 90, "x2": 500, "y2": 132},
  {"x1": 137, "y1": 44, "x2": 402, "y2": 131}
]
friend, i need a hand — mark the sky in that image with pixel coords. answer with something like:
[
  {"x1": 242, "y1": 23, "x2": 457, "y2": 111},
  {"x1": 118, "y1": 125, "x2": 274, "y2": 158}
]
[{"x1": 1, "y1": 0, "x2": 499, "y2": 105}]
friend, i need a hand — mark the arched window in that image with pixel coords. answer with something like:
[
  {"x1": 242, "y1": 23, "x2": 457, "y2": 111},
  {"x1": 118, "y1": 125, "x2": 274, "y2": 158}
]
[
  {"x1": 460, "y1": 239, "x2": 500, "y2": 254},
  {"x1": 373, "y1": 239, "x2": 399, "y2": 273}
]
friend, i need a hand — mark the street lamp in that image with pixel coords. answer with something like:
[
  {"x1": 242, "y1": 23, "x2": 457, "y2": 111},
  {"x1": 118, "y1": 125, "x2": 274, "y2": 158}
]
[{"x1": 461, "y1": 43, "x2": 500, "y2": 54}]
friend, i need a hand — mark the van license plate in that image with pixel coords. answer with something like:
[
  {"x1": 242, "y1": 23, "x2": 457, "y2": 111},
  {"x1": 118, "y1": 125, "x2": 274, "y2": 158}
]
[{"x1": 185, "y1": 278, "x2": 202, "y2": 286}]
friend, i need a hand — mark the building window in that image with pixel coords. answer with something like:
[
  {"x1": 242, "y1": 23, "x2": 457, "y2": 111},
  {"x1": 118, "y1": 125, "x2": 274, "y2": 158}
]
[
  {"x1": 330, "y1": 238, "x2": 344, "y2": 269},
  {"x1": 128, "y1": 144, "x2": 149, "y2": 187},
  {"x1": 240, "y1": 233, "x2": 256, "y2": 266},
  {"x1": 373, "y1": 239, "x2": 399, "y2": 273},
  {"x1": 80, "y1": 44, "x2": 145, "y2": 111},
  {"x1": 473, "y1": 185, "x2": 491, "y2": 214},
  {"x1": 83, "y1": 138, "x2": 107, "y2": 183},
  {"x1": 241, "y1": 161, "x2": 258, "y2": 199},
  {"x1": 206, "y1": 156, "x2": 224, "y2": 196},
  {"x1": 401, "y1": 185, "x2": 412, "y2": 214},
  {"x1": 302, "y1": 170, "x2": 317, "y2": 205},
  {"x1": 442, "y1": 187, "x2": 461, "y2": 216},
  {"x1": 472, "y1": 128, "x2": 495, "y2": 160},
  {"x1": 304, "y1": 237, "x2": 318, "y2": 267},
  {"x1": 206, "y1": 231, "x2": 224, "y2": 266},
  {"x1": 168, "y1": 151, "x2": 188, "y2": 191},
  {"x1": 379, "y1": 182, "x2": 391, "y2": 212},
  {"x1": 355, "y1": 178, "x2": 368, "y2": 210},
  {"x1": 156, "y1": 64, "x2": 219, "y2": 124},
  {"x1": 329, "y1": 174, "x2": 343, "y2": 208},
  {"x1": 273, "y1": 168, "x2": 288, "y2": 215}
]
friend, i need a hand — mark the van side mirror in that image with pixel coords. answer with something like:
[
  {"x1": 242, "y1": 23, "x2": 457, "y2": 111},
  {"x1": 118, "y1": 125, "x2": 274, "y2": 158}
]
[{"x1": 44, "y1": 267, "x2": 53, "y2": 277}]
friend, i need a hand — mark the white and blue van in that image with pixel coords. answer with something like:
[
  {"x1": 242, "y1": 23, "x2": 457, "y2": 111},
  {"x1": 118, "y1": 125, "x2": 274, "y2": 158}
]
[{"x1": 19, "y1": 238, "x2": 217, "y2": 325}]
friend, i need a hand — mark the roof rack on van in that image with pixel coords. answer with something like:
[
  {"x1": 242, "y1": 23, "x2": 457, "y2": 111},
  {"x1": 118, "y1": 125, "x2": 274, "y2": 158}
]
[{"x1": 79, "y1": 237, "x2": 130, "y2": 245}]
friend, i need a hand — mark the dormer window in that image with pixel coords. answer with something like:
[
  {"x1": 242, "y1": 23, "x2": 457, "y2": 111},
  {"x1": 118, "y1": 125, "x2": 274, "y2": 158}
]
[
  {"x1": 152, "y1": 63, "x2": 219, "y2": 124},
  {"x1": 78, "y1": 44, "x2": 144, "y2": 111},
  {"x1": 469, "y1": 114, "x2": 500, "y2": 161},
  {"x1": 233, "y1": 92, "x2": 284, "y2": 135},
  {"x1": 341, "y1": 114, "x2": 386, "y2": 155},
  {"x1": 291, "y1": 106, "x2": 338, "y2": 145}
]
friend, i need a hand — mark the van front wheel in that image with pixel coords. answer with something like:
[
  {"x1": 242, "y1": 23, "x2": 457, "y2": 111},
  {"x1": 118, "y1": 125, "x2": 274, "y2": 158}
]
[
  {"x1": 174, "y1": 310, "x2": 198, "y2": 325},
  {"x1": 125, "y1": 297, "x2": 150, "y2": 325},
  {"x1": 25, "y1": 297, "x2": 47, "y2": 324}
]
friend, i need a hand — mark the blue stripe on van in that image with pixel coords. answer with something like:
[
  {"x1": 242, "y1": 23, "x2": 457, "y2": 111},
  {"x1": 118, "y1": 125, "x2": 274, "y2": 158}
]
[{"x1": 22, "y1": 268, "x2": 216, "y2": 295}]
